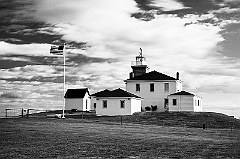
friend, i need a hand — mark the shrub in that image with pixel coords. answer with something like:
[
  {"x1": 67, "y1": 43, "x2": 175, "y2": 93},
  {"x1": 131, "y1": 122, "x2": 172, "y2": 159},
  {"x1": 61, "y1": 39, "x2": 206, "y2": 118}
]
[
  {"x1": 145, "y1": 106, "x2": 151, "y2": 111},
  {"x1": 71, "y1": 109, "x2": 77, "y2": 112},
  {"x1": 151, "y1": 105, "x2": 157, "y2": 111}
]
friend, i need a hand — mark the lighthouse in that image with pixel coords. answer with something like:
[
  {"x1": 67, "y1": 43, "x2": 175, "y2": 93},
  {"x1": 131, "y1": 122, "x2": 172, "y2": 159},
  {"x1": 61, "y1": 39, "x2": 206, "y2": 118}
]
[{"x1": 129, "y1": 48, "x2": 147, "y2": 79}]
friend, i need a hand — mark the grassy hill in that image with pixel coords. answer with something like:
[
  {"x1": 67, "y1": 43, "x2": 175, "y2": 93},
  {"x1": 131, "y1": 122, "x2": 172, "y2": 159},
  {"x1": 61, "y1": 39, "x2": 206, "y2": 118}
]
[
  {"x1": 129, "y1": 112, "x2": 240, "y2": 129},
  {"x1": 1, "y1": 117, "x2": 240, "y2": 158},
  {"x1": 41, "y1": 111, "x2": 240, "y2": 129}
]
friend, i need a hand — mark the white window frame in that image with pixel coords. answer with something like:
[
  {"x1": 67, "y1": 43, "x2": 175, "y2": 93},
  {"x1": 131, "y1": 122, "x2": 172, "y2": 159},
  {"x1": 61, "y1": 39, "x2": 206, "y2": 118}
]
[
  {"x1": 150, "y1": 83, "x2": 154, "y2": 92},
  {"x1": 120, "y1": 100, "x2": 125, "y2": 109},
  {"x1": 164, "y1": 83, "x2": 169, "y2": 92},
  {"x1": 136, "y1": 83, "x2": 140, "y2": 92},
  {"x1": 173, "y1": 98, "x2": 177, "y2": 106},
  {"x1": 103, "y1": 100, "x2": 107, "y2": 108}
]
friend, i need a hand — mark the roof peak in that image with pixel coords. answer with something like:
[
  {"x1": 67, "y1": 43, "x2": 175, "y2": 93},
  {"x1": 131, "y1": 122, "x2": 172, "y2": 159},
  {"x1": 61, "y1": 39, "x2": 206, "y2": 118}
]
[
  {"x1": 91, "y1": 88, "x2": 141, "y2": 98},
  {"x1": 169, "y1": 91, "x2": 195, "y2": 96}
]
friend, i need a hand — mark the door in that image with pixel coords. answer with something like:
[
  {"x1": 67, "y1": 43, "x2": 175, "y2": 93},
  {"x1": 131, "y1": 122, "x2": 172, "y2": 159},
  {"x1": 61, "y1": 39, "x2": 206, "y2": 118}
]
[{"x1": 164, "y1": 98, "x2": 169, "y2": 111}]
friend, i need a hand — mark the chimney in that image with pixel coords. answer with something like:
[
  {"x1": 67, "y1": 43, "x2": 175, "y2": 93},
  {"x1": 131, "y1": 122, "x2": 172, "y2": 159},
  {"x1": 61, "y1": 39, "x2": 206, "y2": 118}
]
[
  {"x1": 176, "y1": 72, "x2": 179, "y2": 80},
  {"x1": 129, "y1": 72, "x2": 133, "y2": 79}
]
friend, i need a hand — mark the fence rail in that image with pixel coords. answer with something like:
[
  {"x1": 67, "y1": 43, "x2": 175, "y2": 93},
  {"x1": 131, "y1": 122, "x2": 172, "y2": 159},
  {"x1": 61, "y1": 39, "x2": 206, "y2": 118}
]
[{"x1": 0, "y1": 108, "x2": 47, "y2": 118}]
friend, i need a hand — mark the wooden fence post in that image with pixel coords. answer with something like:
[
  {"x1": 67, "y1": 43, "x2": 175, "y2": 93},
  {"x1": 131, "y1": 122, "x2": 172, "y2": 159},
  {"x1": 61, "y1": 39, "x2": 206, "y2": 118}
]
[
  {"x1": 5, "y1": 108, "x2": 7, "y2": 117},
  {"x1": 120, "y1": 116, "x2": 123, "y2": 125},
  {"x1": 22, "y1": 109, "x2": 24, "y2": 117},
  {"x1": 203, "y1": 124, "x2": 206, "y2": 129},
  {"x1": 82, "y1": 111, "x2": 83, "y2": 121},
  {"x1": 27, "y1": 109, "x2": 29, "y2": 118}
]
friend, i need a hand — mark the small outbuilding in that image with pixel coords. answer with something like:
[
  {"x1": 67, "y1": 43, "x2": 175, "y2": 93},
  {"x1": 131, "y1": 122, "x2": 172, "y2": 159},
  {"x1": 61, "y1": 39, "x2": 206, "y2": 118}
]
[
  {"x1": 91, "y1": 88, "x2": 142, "y2": 116},
  {"x1": 168, "y1": 91, "x2": 202, "y2": 112},
  {"x1": 64, "y1": 88, "x2": 91, "y2": 111}
]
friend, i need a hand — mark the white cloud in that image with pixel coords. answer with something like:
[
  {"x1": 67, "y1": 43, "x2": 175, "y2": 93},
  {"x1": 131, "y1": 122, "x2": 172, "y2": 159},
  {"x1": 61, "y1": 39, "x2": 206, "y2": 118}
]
[
  {"x1": 0, "y1": 80, "x2": 63, "y2": 109},
  {"x1": 0, "y1": 41, "x2": 55, "y2": 56},
  {"x1": 0, "y1": 65, "x2": 57, "y2": 79},
  {"x1": 213, "y1": 7, "x2": 240, "y2": 14},
  {"x1": 149, "y1": 0, "x2": 190, "y2": 11},
  {"x1": 32, "y1": 0, "x2": 234, "y2": 94},
  {"x1": 200, "y1": 92, "x2": 240, "y2": 118}
]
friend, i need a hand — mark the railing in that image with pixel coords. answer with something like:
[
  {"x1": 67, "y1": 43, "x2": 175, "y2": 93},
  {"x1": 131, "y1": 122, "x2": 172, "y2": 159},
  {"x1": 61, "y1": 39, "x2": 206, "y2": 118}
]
[{"x1": 131, "y1": 61, "x2": 147, "y2": 66}]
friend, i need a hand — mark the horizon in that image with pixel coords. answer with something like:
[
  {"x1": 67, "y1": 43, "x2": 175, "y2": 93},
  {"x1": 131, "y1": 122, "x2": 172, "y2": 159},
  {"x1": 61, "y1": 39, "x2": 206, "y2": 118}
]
[{"x1": 0, "y1": 0, "x2": 240, "y2": 118}]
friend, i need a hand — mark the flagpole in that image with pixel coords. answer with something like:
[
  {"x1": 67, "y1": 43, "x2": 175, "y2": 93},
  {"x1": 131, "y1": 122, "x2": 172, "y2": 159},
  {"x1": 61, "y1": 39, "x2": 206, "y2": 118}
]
[{"x1": 62, "y1": 43, "x2": 66, "y2": 119}]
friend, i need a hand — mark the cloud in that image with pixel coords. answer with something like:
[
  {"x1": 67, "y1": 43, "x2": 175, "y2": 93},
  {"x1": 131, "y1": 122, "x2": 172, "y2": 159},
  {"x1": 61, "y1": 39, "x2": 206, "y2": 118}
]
[
  {"x1": 0, "y1": 80, "x2": 63, "y2": 109},
  {"x1": 0, "y1": 91, "x2": 22, "y2": 98},
  {"x1": 31, "y1": 0, "x2": 234, "y2": 94},
  {"x1": 149, "y1": 0, "x2": 189, "y2": 11},
  {"x1": 0, "y1": 41, "x2": 53, "y2": 56},
  {"x1": 0, "y1": 65, "x2": 59, "y2": 85},
  {"x1": 213, "y1": 7, "x2": 240, "y2": 14}
]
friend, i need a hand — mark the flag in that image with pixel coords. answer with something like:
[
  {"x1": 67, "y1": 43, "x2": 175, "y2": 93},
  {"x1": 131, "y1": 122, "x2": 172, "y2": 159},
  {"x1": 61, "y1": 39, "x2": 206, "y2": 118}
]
[{"x1": 50, "y1": 45, "x2": 64, "y2": 55}]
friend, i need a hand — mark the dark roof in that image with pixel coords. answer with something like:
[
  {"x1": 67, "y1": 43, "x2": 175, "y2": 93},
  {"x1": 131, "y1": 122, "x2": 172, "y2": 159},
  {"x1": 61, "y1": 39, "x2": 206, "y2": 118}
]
[
  {"x1": 91, "y1": 88, "x2": 141, "y2": 98},
  {"x1": 169, "y1": 91, "x2": 195, "y2": 96},
  {"x1": 64, "y1": 88, "x2": 89, "y2": 98},
  {"x1": 91, "y1": 89, "x2": 110, "y2": 97},
  {"x1": 127, "y1": 70, "x2": 176, "y2": 81}
]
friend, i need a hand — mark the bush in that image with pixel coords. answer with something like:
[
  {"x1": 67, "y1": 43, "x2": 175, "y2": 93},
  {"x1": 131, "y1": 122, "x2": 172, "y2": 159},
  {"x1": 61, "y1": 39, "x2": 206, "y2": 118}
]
[
  {"x1": 145, "y1": 106, "x2": 151, "y2": 111},
  {"x1": 71, "y1": 109, "x2": 77, "y2": 112},
  {"x1": 151, "y1": 105, "x2": 157, "y2": 111}
]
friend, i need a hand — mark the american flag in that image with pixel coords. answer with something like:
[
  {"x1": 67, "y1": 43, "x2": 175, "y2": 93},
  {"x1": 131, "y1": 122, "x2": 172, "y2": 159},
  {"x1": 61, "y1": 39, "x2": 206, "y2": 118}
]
[{"x1": 50, "y1": 45, "x2": 64, "y2": 55}]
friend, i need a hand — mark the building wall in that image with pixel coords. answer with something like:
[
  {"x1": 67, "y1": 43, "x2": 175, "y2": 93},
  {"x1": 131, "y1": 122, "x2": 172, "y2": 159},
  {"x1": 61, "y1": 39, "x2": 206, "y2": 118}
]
[
  {"x1": 93, "y1": 97, "x2": 141, "y2": 116},
  {"x1": 91, "y1": 97, "x2": 97, "y2": 111},
  {"x1": 83, "y1": 93, "x2": 91, "y2": 111},
  {"x1": 65, "y1": 98, "x2": 84, "y2": 110},
  {"x1": 131, "y1": 98, "x2": 142, "y2": 114},
  {"x1": 168, "y1": 95, "x2": 194, "y2": 112},
  {"x1": 126, "y1": 80, "x2": 182, "y2": 112},
  {"x1": 65, "y1": 93, "x2": 91, "y2": 111}
]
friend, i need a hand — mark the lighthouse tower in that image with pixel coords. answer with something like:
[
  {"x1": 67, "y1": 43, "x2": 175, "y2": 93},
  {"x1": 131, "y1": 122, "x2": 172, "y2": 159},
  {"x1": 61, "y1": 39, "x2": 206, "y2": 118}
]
[{"x1": 129, "y1": 48, "x2": 147, "y2": 79}]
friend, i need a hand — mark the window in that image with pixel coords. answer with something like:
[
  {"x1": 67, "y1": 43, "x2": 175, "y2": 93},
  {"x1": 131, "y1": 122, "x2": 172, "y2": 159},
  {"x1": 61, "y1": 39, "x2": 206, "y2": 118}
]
[
  {"x1": 103, "y1": 100, "x2": 107, "y2": 108},
  {"x1": 173, "y1": 99, "x2": 177, "y2": 106},
  {"x1": 120, "y1": 100, "x2": 125, "y2": 109},
  {"x1": 150, "y1": 83, "x2": 154, "y2": 92},
  {"x1": 164, "y1": 83, "x2": 169, "y2": 92},
  {"x1": 94, "y1": 103, "x2": 96, "y2": 110},
  {"x1": 198, "y1": 100, "x2": 200, "y2": 106},
  {"x1": 136, "y1": 84, "x2": 140, "y2": 92},
  {"x1": 86, "y1": 100, "x2": 88, "y2": 109}
]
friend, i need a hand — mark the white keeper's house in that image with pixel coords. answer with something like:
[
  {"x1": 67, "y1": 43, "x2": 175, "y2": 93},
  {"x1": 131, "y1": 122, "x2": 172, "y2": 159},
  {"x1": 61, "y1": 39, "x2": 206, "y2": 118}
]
[
  {"x1": 168, "y1": 91, "x2": 202, "y2": 112},
  {"x1": 124, "y1": 49, "x2": 202, "y2": 112},
  {"x1": 91, "y1": 88, "x2": 142, "y2": 116}
]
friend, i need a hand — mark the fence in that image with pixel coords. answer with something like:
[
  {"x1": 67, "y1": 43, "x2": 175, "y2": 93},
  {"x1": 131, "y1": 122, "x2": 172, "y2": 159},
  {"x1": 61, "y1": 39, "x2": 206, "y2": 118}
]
[{"x1": 0, "y1": 108, "x2": 47, "y2": 118}]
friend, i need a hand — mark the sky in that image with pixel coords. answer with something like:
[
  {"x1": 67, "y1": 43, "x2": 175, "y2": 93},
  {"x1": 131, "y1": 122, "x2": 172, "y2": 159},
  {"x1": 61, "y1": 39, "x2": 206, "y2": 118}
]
[{"x1": 0, "y1": 0, "x2": 240, "y2": 118}]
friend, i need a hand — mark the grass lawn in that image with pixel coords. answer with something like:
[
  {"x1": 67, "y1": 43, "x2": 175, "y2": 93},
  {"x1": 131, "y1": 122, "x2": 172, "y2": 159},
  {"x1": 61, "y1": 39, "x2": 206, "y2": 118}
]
[{"x1": 0, "y1": 118, "x2": 240, "y2": 158}]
